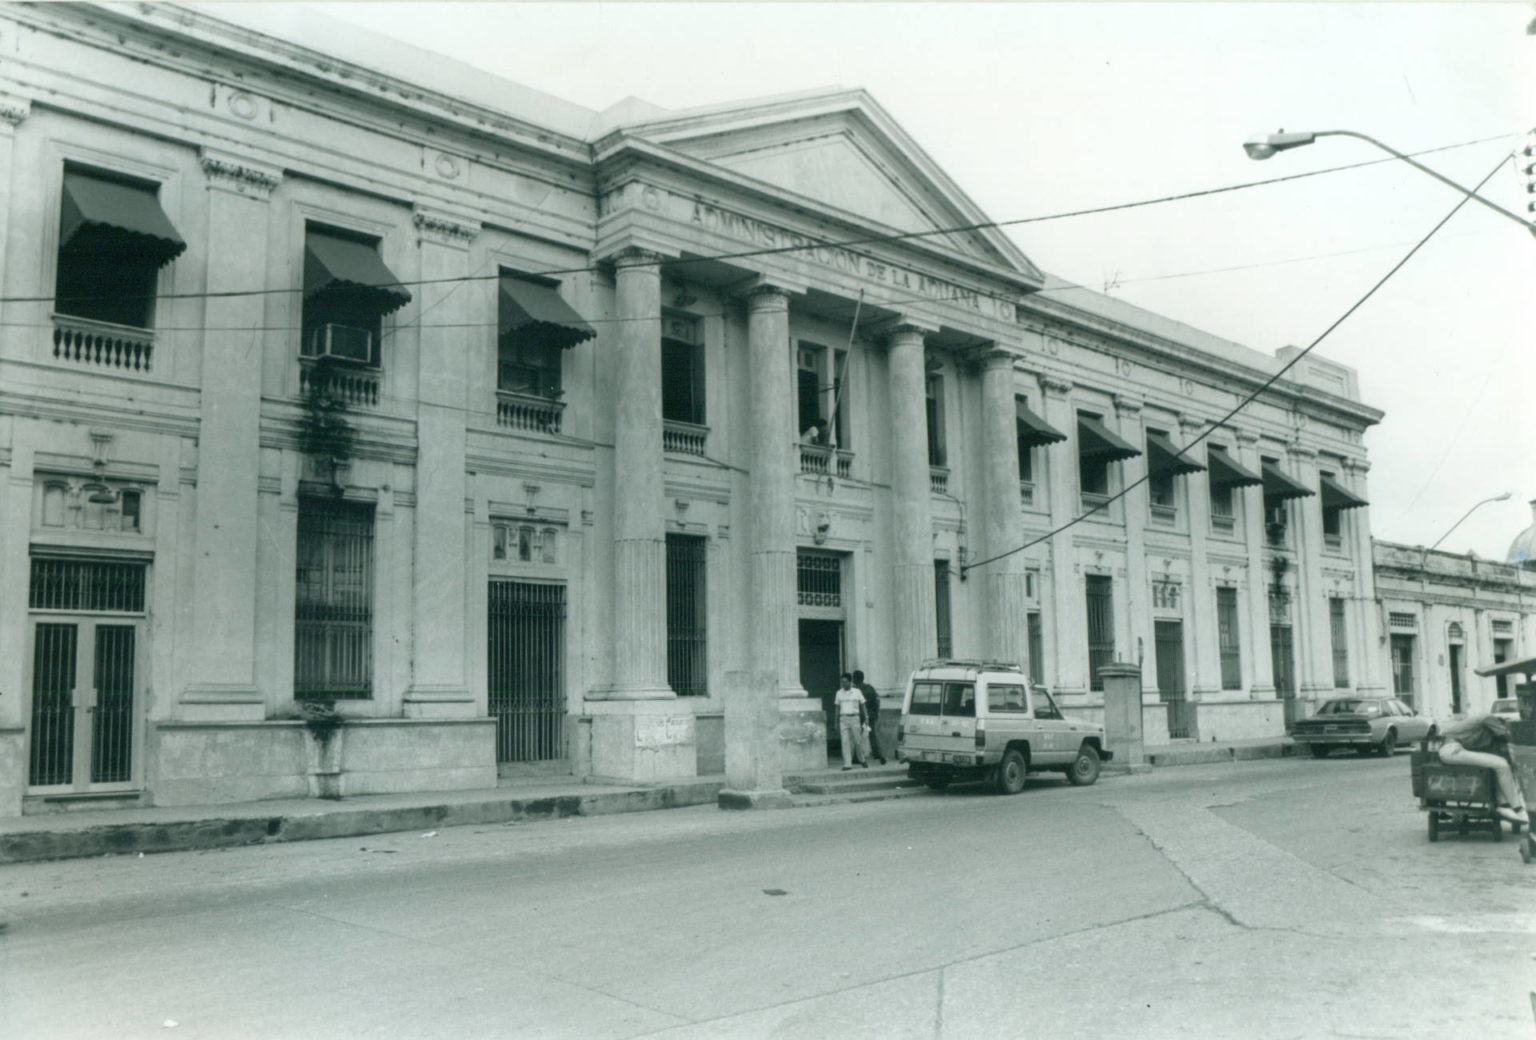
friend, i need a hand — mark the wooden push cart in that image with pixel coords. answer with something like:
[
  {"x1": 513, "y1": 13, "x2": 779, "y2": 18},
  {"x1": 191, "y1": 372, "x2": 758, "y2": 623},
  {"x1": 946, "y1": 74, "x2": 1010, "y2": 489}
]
[
  {"x1": 1410, "y1": 738, "x2": 1524, "y2": 843},
  {"x1": 1473, "y1": 656, "x2": 1536, "y2": 864}
]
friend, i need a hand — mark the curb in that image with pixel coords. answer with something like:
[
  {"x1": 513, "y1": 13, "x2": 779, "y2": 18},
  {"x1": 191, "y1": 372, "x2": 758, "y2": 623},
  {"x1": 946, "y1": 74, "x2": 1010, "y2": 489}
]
[
  {"x1": 1146, "y1": 743, "x2": 1294, "y2": 767},
  {"x1": 0, "y1": 781, "x2": 725, "y2": 865}
]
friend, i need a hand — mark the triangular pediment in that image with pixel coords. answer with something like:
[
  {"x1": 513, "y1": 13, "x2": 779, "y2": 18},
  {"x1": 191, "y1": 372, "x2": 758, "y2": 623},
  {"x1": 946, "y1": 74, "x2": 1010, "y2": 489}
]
[{"x1": 612, "y1": 89, "x2": 1042, "y2": 284}]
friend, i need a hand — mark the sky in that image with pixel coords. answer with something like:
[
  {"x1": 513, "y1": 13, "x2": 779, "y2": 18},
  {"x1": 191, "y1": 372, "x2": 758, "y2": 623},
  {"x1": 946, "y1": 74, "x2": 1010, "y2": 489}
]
[{"x1": 208, "y1": 2, "x2": 1536, "y2": 559}]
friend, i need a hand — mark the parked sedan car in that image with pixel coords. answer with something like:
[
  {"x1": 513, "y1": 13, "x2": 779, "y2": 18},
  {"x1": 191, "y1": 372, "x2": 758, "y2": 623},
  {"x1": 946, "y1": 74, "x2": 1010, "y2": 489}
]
[{"x1": 1291, "y1": 697, "x2": 1434, "y2": 757}]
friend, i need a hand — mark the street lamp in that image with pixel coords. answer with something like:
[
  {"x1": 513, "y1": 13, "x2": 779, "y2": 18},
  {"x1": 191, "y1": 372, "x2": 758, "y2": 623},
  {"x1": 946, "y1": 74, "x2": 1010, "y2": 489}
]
[
  {"x1": 1242, "y1": 129, "x2": 1536, "y2": 232},
  {"x1": 1427, "y1": 492, "x2": 1513, "y2": 553}
]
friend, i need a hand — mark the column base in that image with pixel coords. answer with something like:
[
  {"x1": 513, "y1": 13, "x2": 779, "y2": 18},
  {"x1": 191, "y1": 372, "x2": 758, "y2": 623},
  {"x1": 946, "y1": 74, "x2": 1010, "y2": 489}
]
[
  {"x1": 179, "y1": 686, "x2": 264, "y2": 722},
  {"x1": 586, "y1": 701, "x2": 696, "y2": 781},
  {"x1": 587, "y1": 685, "x2": 677, "y2": 702},
  {"x1": 718, "y1": 788, "x2": 794, "y2": 810},
  {"x1": 778, "y1": 697, "x2": 827, "y2": 773}
]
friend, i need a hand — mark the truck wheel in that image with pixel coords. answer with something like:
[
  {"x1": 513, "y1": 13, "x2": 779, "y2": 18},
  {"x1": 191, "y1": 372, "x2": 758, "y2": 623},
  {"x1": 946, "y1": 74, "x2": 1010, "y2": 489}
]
[
  {"x1": 1067, "y1": 744, "x2": 1101, "y2": 787},
  {"x1": 995, "y1": 749, "x2": 1028, "y2": 795},
  {"x1": 1310, "y1": 746, "x2": 1332, "y2": 758}
]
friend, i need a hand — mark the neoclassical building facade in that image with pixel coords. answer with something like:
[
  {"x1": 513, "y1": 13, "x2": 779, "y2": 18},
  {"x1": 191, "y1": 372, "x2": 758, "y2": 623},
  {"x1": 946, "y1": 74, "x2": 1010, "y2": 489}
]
[{"x1": 0, "y1": 4, "x2": 1384, "y2": 815}]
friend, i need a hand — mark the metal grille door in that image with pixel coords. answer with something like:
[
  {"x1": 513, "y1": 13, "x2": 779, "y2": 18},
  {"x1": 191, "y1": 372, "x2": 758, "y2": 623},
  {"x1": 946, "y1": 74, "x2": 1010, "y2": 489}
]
[
  {"x1": 1085, "y1": 575, "x2": 1114, "y2": 690},
  {"x1": 665, "y1": 534, "x2": 707, "y2": 697},
  {"x1": 28, "y1": 622, "x2": 138, "y2": 790},
  {"x1": 1155, "y1": 619, "x2": 1196, "y2": 740},
  {"x1": 488, "y1": 581, "x2": 566, "y2": 763},
  {"x1": 29, "y1": 624, "x2": 77, "y2": 787}
]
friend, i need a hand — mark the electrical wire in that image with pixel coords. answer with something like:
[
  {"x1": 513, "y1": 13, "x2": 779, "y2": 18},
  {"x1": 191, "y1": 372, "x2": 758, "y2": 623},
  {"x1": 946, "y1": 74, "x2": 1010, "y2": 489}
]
[
  {"x1": 959, "y1": 151, "x2": 1513, "y2": 579},
  {"x1": 2, "y1": 131, "x2": 1515, "y2": 308}
]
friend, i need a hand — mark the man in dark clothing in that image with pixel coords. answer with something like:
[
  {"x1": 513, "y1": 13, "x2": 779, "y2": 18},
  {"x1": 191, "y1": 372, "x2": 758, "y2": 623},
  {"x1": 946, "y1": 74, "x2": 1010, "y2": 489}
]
[{"x1": 852, "y1": 669, "x2": 886, "y2": 765}]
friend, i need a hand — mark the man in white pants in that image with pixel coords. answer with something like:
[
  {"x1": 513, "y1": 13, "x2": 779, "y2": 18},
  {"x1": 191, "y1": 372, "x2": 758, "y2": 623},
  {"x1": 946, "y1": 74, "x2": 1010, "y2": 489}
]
[
  {"x1": 833, "y1": 672, "x2": 869, "y2": 771},
  {"x1": 1437, "y1": 712, "x2": 1526, "y2": 824}
]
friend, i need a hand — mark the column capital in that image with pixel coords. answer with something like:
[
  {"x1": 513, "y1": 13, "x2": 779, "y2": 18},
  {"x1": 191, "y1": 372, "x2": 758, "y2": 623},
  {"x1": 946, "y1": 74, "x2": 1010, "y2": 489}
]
[
  {"x1": 609, "y1": 247, "x2": 668, "y2": 270},
  {"x1": 1234, "y1": 427, "x2": 1260, "y2": 446},
  {"x1": 412, "y1": 208, "x2": 480, "y2": 248},
  {"x1": 872, "y1": 315, "x2": 940, "y2": 346},
  {"x1": 738, "y1": 283, "x2": 798, "y2": 309},
  {"x1": 0, "y1": 93, "x2": 30, "y2": 128},
  {"x1": 199, "y1": 149, "x2": 282, "y2": 199},
  {"x1": 966, "y1": 345, "x2": 1015, "y2": 370},
  {"x1": 1286, "y1": 443, "x2": 1318, "y2": 461},
  {"x1": 1178, "y1": 414, "x2": 1205, "y2": 433},
  {"x1": 1040, "y1": 376, "x2": 1073, "y2": 399},
  {"x1": 1342, "y1": 457, "x2": 1371, "y2": 473},
  {"x1": 1113, "y1": 394, "x2": 1143, "y2": 416}
]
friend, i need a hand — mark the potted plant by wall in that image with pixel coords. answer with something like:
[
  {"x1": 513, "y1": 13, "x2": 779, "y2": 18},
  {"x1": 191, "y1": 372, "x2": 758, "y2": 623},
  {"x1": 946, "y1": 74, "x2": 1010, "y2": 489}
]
[
  {"x1": 299, "y1": 699, "x2": 346, "y2": 799},
  {"x1": 298, "y1": 356, "x2": 357, "y2": 495}
]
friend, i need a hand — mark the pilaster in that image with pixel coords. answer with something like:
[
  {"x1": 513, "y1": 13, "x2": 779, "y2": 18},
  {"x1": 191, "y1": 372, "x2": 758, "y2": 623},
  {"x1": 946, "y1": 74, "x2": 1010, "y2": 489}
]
[
  {"x1": 0, "y1": 93, "x2": 30, "y2": 315},
  {"x1": 1115, "y1": 396, "x2": 1150, "y2": 694},
  {"x1": 1288, "y1": 445, "x2": 1332, "y2": 699},
  {"x1": 1234, "y1": 429, "x2": 1276, "y2": 698},
  {"x1": 1344, "y1": 459, "x2": 1387, "y2": 693},
  {"x1": 404, "y1": 207, "x2": 479, "y2": 717},
  {"x1": 178, "y1": 150, "x2": 282, "y2": 719},
  {"x1": 1180, "y1": 417, "x2": 1221, "y2": 697},
  {"x1": 1041, "y1": 377, "x2": 1086, "y2": 694}
]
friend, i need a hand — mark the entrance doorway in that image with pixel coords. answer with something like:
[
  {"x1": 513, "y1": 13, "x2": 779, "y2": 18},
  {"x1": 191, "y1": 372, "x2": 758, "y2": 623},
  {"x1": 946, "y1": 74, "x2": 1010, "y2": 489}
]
[
  {"x1": 1271, "y1": 624, "x2": 1297, "y2": 729},
  {"x1": 1154, "y1": 619, "x2": 1196, "y2": 740},
  {"x1": 28, "y1": 619, "x2": 141, "y2": 792},
  {"x1": 798, "y1": 619, "x2": 844, "y2": 755},
  {"x1": 488, "y1": 581, "x2": 566, "y2": 767}
]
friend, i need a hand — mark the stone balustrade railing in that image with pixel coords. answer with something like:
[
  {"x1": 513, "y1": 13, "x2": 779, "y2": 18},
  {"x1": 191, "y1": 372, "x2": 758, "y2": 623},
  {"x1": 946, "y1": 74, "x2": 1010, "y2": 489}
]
[
  {"x1": 662, "y1": 420, "x2": 709, "y2": 457},
  {"x1": 495, "y1": 390, "x2": 564, "y2": 433},
  {"x1": 51, "y1": 313, "x2": 154, "y2": 371}
]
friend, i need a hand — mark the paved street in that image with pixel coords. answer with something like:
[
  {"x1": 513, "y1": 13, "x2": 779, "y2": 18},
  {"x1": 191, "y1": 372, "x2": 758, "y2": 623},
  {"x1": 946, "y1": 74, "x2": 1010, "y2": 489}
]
[{"x1": 1, "y1": 756, "x2": 1531, "y2": 1040}]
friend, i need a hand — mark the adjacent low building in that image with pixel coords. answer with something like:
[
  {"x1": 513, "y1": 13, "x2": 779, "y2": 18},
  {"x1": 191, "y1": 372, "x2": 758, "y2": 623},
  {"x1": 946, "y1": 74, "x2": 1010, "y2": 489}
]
[{"x1": 0, "y1": 3, "x2": 1383, "y2": 816}]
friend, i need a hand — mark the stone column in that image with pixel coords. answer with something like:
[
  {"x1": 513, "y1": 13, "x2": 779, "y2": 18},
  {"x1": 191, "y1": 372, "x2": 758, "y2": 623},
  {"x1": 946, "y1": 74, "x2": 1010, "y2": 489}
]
[
  {"x1": 404, "y1": 210, "x2": 478, "y2": 718},
  {"x1": 739, "y1": 281, "x2": 820, "y2": 782},
  {"x1": 885, "y1": 321, "x2": 938, "y2": 681},
  {"x1": 1235, "y1": 429, "x2": 1276, "y2": 698},
  {"x1": 1115, "y1": 396, "x2": 1150, "y2": 691},
  {"x1": 0, "y1": 94, "x2": 28, "y2": 318},
  {"x1": 0, "y1": 97, "x2": 30, "y2": 803},
  {"x1": 179, "y1": 151, "x2": 282, "y2": 720},
  {"x1": 976, "y1": 350, "x2": 1029, "y2": 669},
  {"x1": 1041, "y1": 377, "x2": 1086, "y2": 694},
  {"x1": 589, "y1": 249, "x2": 693, "y2": 780}
]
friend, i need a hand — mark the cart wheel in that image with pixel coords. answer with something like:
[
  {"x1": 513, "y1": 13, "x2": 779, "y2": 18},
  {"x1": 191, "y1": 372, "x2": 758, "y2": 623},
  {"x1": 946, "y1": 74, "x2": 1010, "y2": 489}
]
[
  {"x1": 1427, "y1": 813, "x2": 1440, "y2": 842},
  {"x1": 1491, "y1": 816, "x2": 1503, "y2": 842},
  {"x1": 1457, "y1": 815, "x2": 1469, "y2": 836},
  {"x1": 1522, "y1": 837, "x2": 1534, "y2": 865}
]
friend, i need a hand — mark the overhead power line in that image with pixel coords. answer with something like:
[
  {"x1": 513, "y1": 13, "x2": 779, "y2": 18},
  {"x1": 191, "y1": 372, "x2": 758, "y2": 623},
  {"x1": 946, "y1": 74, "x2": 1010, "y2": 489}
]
[
  {"x1": 960, "y1": 151, "x2": 1512, "y2": 579},
  {"x1": 0, "y1": 132, "x2": 1515, "y2": 308}
]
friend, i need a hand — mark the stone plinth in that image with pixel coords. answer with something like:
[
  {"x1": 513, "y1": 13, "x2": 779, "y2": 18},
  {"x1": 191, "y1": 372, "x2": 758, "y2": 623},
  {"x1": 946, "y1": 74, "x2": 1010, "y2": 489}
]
[
  {"x1": 587, "y1": 701, "x2": 697, "y2": 782},
  {"x1": 719, "y1": 670, "x2": 792, "y2": 810},
  {"x1": 778, "y1": 697, "x2": 827, "y2": 773},
  {"x1": 1100, "y1": 662, "x2": 1150, "y2": 774}
]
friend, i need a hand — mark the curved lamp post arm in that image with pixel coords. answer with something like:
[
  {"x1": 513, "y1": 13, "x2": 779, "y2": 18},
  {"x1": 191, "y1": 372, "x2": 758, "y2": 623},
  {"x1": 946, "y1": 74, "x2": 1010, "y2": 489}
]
[
  {"x1": 1244, "y1": 129, "x2": 1534, "y2": 232},
  {"x1": 1427, "y1": 492, "x2": 1512, "y2": 552}
]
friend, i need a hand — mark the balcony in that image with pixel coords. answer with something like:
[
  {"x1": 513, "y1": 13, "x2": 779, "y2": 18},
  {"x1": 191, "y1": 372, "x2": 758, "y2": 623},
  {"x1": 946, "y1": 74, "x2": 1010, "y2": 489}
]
[
  {"x1": 52, "y1": 313, "x2": 155, "y2": 372},
  {"x1": 929, "y1": 466, "x2": 950, "y2": 495},
  {"x1": 496, "y1": 390, "x2": 564, "y2": 434},
  {"x1": 1019, "y1": 480, "x2": 1035, "y2": 508},
  {"x1": 301, "y1": 360, "x2": 380, "y2": 408},
  {"x1": 663, "y1": 420, "x2": 709, "y2": 457},
  {"x1": 799, "y1": 444, "x2": 853, "y2": 480}
]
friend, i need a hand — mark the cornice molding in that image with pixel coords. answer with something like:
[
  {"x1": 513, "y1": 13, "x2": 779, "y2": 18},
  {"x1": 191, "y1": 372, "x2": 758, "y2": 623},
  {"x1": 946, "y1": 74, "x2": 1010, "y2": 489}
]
[{"x1": 1041, "y1": 376, "x2": 1073, "y2": 399}]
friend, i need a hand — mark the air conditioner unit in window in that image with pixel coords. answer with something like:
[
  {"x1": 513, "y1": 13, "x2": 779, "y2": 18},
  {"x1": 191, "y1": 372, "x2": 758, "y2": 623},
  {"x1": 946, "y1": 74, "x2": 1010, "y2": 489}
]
[{"x1": 308, "y1": 323, "x2": 373, "y2": 363}]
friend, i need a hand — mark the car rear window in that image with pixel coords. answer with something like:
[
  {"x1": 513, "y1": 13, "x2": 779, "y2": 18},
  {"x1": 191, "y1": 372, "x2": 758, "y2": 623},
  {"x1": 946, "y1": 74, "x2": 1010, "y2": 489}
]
[
  {"x1": 909, "y1": 680, "x2": 975, "y2": 716},
  {"x1": 1320, "y1": 699, "x2": 1379, "y2": 716},
  {"x1": 988, "y1": 684, "x2": 1027, "y2": 712}
]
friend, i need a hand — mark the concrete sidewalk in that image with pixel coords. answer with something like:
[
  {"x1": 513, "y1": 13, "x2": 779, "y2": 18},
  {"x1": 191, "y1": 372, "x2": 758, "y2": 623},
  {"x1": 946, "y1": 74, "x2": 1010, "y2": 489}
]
[{"x1": 0, "y1": 737, "x2": 1294, "y2": 865}]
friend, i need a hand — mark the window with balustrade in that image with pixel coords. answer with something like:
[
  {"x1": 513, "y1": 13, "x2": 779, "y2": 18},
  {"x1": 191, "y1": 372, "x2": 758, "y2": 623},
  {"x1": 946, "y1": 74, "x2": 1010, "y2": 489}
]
[
  {"x1": 494, "y1": 270, "x2": 594, "y2": 434},
  {"x1": 52, "y1": 165, "x2": 186, "y2": 370},
  {"x1": 301, "y1": 225, "x2": 410, "y2": 375}
]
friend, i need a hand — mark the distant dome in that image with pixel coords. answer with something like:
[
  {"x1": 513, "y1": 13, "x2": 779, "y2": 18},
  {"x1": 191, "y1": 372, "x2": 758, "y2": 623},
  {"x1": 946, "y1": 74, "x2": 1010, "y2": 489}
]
[{"x1": 1507, "y1": 499, "x2": 1536, "y2": 566}]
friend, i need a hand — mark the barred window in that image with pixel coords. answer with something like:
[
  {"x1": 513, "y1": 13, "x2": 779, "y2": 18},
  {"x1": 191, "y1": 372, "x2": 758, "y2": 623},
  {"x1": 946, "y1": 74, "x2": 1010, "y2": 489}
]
[
  {"x1": 1329, "y1": 597, "x2": 1349, "y2": 689},
  {"x1": 294, "y1": 499, "x2": 374, "y2": 699},
  {"x1": 1085, "y1": 574, "x2": 1114, "y2": 691},
  {"x1": 30, "y1": 558, "x2": 146, "y2": 613},
  {"x1": 796, "y1": 551, "x2": 841, "y2": 608},
  {"x1": 665, "y1": 534, "x2": 708, "y2": 696},
  {"x1": 1216, "y1": 587, "x2": 1241, "y2": 690}
]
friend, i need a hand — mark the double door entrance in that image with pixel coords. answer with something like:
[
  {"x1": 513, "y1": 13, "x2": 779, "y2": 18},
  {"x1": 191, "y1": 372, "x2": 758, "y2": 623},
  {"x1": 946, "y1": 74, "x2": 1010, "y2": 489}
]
[{"x1": 28, "y1": 618, "x2": 141, "y2": 793}]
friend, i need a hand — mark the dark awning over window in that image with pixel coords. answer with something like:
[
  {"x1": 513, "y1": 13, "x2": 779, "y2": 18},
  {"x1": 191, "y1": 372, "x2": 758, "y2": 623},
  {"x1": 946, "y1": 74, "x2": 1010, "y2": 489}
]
[
  {"x1": 60, "y1": 170, "x2": 186, "y2": 267},
  {"x1": 1147, "y1": 431, "x2": 1204, "y2": 476},
  {"x1": 1016, "y1": 399, "x2": 1067, "y2": 448},
  {"x1": 499, "y1": 275, "x2": 596, "y2": 350},
  {"x1": 1320, "y1": 474, "x2": 1368, "y2": 511},
  {"x1": 1262, "y1": 461, "x2": 1315, "y2": 502},
  {"x1": 1077, "y1": 415, "x2": 1141, "y2": 462},
  {"x1": 304, "y1": 230, "x2": 412, "y2": 317},
  {"x1": 1208, "y1": 448, "x2": 1263, "y2": 489}
]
